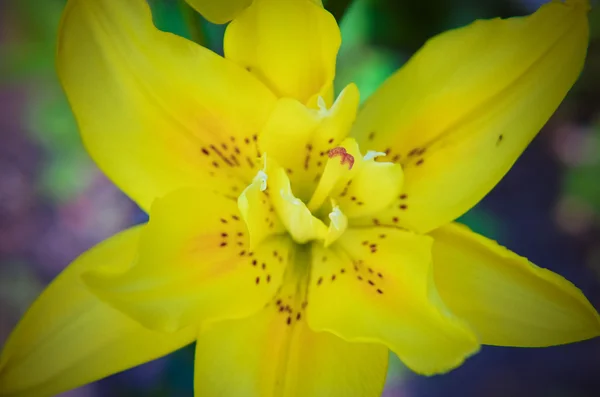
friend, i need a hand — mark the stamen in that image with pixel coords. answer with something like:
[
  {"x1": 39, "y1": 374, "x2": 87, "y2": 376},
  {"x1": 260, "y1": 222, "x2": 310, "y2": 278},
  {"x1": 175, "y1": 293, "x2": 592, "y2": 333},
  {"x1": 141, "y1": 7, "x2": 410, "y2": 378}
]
[{"x1": 328, "y1": 147, "x2": 355, "y2": 170}]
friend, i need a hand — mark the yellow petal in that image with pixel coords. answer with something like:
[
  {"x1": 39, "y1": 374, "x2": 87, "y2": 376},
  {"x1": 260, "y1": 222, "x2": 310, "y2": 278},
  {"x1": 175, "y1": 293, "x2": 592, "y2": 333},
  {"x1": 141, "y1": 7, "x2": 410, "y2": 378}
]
[
  {"x1": 58, "y1": 0, "x2": 276, "y2": 212},
  {"x1": 307, "y1": 138, "x2": 363, "y2": 212},
  {"x1": 265, "y1": 155, "x2": 328, "y2": 244},
  {"x1": 224, "y1": 0, "x2": 340, "y2": 105},
  {"x1": 308, "y1": 138, "x2": 404, "y2": 219},
  {"x1": 338, "y1": 157, "x2": 403, "y2": 219},
  {"x1": 307, "y1": 228, "x2": 479, "y2": 375},
  {"x1": 351, "y1": 0, "x2": 589, "y2": 233},
  {"x1": 259, "y1": 84, "x2": 360, "y2": 201},
  {"x1": 237, "y1": 157, "x2": 286, "y2": 249},
  {"x1": 0, "y1": 227, "x2": 195, "y2": 397},
  {"x1": 184, "y1": 0, "x2": 252, "y2": 24},
  {"x1": 430, "y1": 222, "x2": 600, "y2": 347},
  {"x1": 324, "y1": 200, "x2": 349, "y2": 247},
  {"x1": 83, "y1": 188, "x2": 292, "y2": 332},
  {"x1": 194, "y1": 247, "x2": 388, "y2": 397}
]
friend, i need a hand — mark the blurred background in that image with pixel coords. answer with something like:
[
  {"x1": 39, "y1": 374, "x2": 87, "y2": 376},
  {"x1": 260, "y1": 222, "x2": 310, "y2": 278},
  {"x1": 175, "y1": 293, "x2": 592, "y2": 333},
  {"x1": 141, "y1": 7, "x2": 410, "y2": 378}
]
[{"x1": 1, "y1": 0, "x2": 599, "y2": 396}]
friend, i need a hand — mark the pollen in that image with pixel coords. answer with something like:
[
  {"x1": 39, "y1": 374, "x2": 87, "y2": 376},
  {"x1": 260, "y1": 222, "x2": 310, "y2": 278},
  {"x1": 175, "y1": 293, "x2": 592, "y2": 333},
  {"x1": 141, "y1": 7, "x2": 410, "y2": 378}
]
[{"x1": 328, "y1": 147, "x2": 355, "y2": 170}]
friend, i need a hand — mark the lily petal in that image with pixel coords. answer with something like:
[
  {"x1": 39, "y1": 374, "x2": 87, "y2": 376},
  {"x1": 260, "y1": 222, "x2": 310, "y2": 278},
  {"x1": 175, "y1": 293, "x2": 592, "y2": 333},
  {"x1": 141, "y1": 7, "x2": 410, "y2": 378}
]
[
  {"x1": 194, "y1": 248, "x2": 388, "y2": 397},
  {"x1": 0, "y1": 227, "x2": 195, "y2": 397},
  {"x1": 266, "y1": 155, "x2": 328, "y2": 244},
  {"x1": 259, "y1": 84, "x2": 360, "y2": 201},
  {"x1": 58, "y1": 0, "x2": 276, "y2": 212},
  {"x1": 431, "y1": 222, "x2": 600, "y2": 347},
  {"x1": 307, "y1": 228, "x2": 479, "y2": 375},
  {"x1": 351, "y1": 0, "x2": 589, "y2": 233},
  {"x1": 83, "y1": 188, "x2": 292, "y2": 332},
  {"x1": 238, "y1": 157, "x2": 286, "y2": 249},
  {"x1": 224, "y1": 0, "x2": 340, "y2": 105}
]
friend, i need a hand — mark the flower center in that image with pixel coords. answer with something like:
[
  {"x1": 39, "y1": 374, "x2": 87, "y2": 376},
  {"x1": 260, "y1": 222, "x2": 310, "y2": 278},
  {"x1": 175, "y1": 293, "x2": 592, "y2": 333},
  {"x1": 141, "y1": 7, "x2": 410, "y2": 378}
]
[{"x1": 237, "y1": 138, "x2": 404, "y2": 248}]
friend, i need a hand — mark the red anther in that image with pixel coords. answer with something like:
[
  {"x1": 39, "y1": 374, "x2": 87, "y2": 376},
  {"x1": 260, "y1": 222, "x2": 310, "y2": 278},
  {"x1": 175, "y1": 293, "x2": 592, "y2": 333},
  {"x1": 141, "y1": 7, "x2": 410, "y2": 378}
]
[{"x1": 328, "y1": 147, "x2": 355, "y2": 170}]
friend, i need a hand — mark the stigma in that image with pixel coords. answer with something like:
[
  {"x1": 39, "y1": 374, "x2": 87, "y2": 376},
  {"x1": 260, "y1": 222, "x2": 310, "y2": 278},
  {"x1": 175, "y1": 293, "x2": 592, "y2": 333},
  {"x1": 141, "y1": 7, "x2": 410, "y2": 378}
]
[{"x1": 328, "y1": 147, "x2": 355, "y2": 170}]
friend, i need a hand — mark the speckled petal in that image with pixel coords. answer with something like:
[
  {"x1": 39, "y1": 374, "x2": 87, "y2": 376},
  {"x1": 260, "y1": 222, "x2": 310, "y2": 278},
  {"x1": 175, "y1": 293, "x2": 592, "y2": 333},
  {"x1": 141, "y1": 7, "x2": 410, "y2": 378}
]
[
  {"x1": 307, "y1": 228, "x2": 479, "y2": 375},
  {"x1": 259, "y1": 84, "x2": 359, "y2": 201},
  {"x1": 83, "y1": 188, "x2": 293, "y2": 332},
  {"x1": 351, "y1": 0, "x2": 589, "y2": 233},
  {"x1": 194, "y1": 247, "x2": 388, "y2": 397},
  {"x1": 58, "y1": 0, "x2": 275, "y2": 212}
]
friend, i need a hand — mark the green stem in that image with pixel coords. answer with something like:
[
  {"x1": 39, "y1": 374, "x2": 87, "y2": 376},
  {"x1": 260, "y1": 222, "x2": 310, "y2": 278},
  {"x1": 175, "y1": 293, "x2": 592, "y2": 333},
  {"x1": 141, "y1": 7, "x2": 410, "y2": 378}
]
[{"x1": 179, "y1": 0, "x2": 205, "y2": 45}]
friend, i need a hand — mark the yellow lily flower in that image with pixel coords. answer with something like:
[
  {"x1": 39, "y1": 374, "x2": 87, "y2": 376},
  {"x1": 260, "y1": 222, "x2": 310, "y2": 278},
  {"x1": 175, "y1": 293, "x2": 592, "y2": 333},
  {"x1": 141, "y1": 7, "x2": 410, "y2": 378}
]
[{"x1": 1, "y1": 0, "x2": 599, "y2": 396}]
